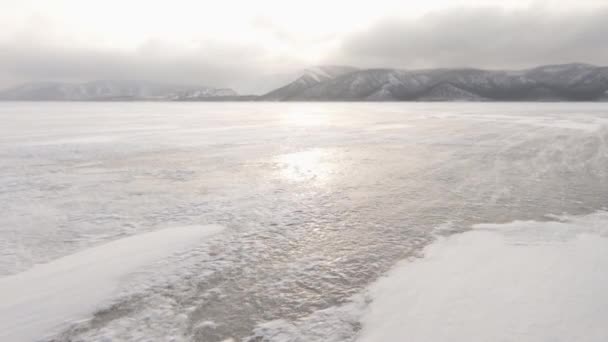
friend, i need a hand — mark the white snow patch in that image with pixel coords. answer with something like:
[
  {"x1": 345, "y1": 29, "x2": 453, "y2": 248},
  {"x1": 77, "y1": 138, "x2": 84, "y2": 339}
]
[
  {"x1": 357, "y1": 212, "x2": 608, "y2": 342},
  {"x1": 0, "y1": 224, "x2": 224, "y2": 342},
  {"x1": 306, "y1": 67, "x2": 331, "y2": 81}
]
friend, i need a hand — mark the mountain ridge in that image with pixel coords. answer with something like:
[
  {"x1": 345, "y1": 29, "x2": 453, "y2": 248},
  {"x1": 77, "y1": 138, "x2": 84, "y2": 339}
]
[
  {"x1": 0, "y1": 80, "x2": 238, "y2": 101},
  {"x1": 262, "y1": 63, "x2": 608, "y2": 101},
  {"x1": 260, "y1": 66, "x2": 358, "y2": 100},
  {"x1": 1, "y1": 63, "x2": 607, "y2": 101}
]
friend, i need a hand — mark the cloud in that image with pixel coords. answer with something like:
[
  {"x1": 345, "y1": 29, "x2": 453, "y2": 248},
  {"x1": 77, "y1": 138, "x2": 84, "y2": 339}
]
[
  {"x1": 2, "y1": 5, "x2": 608, "y2": 93},
  {"x1": 0, "y1": 34, "x2": 304, "y2": 94},
  {"x1": 329, "y1": 7, "x2": 608, "y2": 69}
]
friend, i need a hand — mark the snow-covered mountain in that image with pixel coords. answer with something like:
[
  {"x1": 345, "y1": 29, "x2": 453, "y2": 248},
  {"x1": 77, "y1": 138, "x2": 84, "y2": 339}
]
[
  {"x1": 168, "y1": 88, "x2": 238, "y2": 100},
  {"x1": 0, "y1": 80, "x2": 238, "y2": 101},
  {"x1": 260, "y1": 66, "x2": 358, "y2": 100},
  {"x1": 3, "y1": 64, "x2": 606, "y2": 102},
  {"x1": 262, "y1": 64, "x2": 608, "y2": 101}
]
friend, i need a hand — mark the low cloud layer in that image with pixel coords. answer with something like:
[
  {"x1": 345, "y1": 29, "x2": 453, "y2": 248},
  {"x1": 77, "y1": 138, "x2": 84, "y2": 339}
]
[
  {"x1": 1, "y1": 5, "x2": 608, "y2": 93},
  {"x1": 330, "y1": 7, "x2": 608, "y2": 69},
  {"x1": 0, "y1": 38, "x2": 304, "y2": 94}
]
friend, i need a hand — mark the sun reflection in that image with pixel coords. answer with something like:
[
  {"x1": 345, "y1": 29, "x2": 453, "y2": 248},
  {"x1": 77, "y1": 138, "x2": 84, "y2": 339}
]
[{"x1": 276, "y1": 149, "x2": 334, "y2": 184}]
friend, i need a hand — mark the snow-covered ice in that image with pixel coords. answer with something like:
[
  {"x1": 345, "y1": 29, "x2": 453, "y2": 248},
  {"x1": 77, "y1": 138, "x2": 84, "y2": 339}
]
[
  {"x1": 358, "y1": 212, "x2": 608, "y2": 342},
  {"x1": 0, "y1": 224, "x2": 224, "y2": 342},
  {"x1": 2, "y1": 102, "x2": 608, "y2": 341},
  {"x1": 243, "y1": 212, "x2": 608, "y2": 342}
]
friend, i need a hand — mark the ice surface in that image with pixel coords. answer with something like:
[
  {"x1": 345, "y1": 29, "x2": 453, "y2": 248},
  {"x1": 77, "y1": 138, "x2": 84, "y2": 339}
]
[
  {"x1": 0, "y1": 224, "x2": 224, "y2": 342},
  {"x1": 245, "y1": 298, "x2": 367, "y2": 342},
  {"x1": 358, "y1": 212, "x2": 608, "y2": 342},
  {"x1": 2, "y1": 102, "x2": 608, "y2": 341},
  {"x1": 244, "y1": 212, "x2": 608, "y2": 342}
]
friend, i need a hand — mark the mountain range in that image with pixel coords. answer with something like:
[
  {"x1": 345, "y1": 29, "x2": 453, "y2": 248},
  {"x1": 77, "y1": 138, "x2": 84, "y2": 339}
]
[
  {"x1": 0, "y1": 80, "x2": 237, "y2": 101},
  {"x1": 259, "y1": 63, "x2": 608, "y2": 101},
  {"x1": 1, "y1": 64, "x2": 607, "y2": 101}
]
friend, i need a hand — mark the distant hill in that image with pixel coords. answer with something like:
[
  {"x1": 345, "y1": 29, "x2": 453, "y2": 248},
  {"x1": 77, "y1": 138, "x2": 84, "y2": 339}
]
[
  {"x1": 261, "y1": 63, "x2": 608, "y2": 101},
  {"x1": 259, "y1": 66, "x2": 359, "y2": 100},
  {"x1": 0, "y1": 80, "x2": 238, "y2": 101},
  {"x1": 3, "y1": 64, "x2": 607, "y2": 102}
]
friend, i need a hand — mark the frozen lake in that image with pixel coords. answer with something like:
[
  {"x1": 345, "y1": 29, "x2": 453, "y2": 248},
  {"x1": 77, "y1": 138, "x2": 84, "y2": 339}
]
[{"x1": 1, "y1": 102, "x2": 608, "y2": 341}]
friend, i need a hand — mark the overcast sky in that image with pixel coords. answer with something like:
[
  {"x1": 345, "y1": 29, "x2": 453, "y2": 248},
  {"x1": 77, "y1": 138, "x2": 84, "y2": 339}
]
[{"x1": 1, "y1": 0, "x2": 607, "y2": 93}]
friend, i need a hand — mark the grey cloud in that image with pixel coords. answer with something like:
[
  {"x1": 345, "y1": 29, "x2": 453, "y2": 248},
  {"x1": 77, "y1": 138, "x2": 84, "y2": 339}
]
[
  {"x1": 251, "y1": 15, "x2": 339, "y2": 44},
  {"x1": 329, "y1": 7, "x2": 608, "y2": 69},
  {"x1": 0, "y1": 38, "x2": 301, "y2": 94},
  {"x1": 4, "y1": 6, "x2": 608, "y2": 94}
]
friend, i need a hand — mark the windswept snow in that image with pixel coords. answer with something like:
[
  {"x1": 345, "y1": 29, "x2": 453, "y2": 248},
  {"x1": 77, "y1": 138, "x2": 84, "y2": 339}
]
[
  {"x1": 357, "y1": 212, "x2": 608, "y2": 342},
  {"x1": 0, "y1": 225, "x2": 224, "y2": 342},
  {"x1": 3, "y1": 102, "x2": 608, "y2": 341},
  {"x1": 243, "y1": 212, "x2": 608, "y2": 342}
]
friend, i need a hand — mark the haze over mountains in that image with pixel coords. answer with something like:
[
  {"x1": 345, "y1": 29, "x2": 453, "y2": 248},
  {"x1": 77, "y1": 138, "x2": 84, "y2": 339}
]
[
  {"x1": 0, "y1": 80, "x2": 237, "y2": 101},
  {"x1": 1, "y1": 64, "x2": 607, "y2": 102},
  {"x1": 261, "y1": 64, "x2": 608, "y2": 101}
]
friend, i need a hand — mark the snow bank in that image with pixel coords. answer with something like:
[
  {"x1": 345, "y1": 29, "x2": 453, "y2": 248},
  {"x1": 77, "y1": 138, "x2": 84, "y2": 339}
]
[
  {"x1": 357, "y1": 213, "x2": 608, "y2": 342},
  {"x1": 0, "y1": 224, "x2": 224, "y2": 342}
]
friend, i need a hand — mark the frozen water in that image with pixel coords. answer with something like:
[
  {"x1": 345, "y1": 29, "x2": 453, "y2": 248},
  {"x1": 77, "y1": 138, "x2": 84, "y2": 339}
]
[
  {"x1": 0, "y1": 225, "x2": 224, "y2": 342},
  {"x1": 358, "y1": 212, "x2": 608, "y2": 342},
  {"x1": 247, "y1": 212, "x2": 608, "y2": 342},
  {"x1": 1, "y1": 102, "x2": 608, "y2": 341}
]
